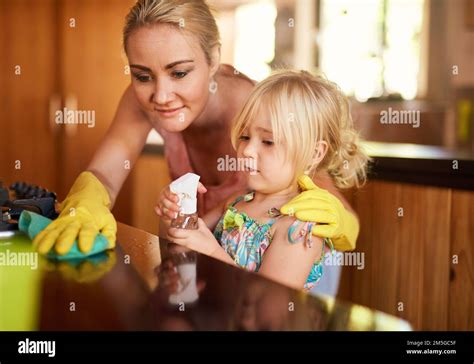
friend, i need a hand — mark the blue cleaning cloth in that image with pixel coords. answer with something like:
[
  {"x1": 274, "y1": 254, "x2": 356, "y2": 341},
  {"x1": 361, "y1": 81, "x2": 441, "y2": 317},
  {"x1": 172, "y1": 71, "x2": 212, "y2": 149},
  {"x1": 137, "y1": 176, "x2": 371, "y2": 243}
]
[{"x1": 18, "y1": 211, "x2": 109, "y2": 260}]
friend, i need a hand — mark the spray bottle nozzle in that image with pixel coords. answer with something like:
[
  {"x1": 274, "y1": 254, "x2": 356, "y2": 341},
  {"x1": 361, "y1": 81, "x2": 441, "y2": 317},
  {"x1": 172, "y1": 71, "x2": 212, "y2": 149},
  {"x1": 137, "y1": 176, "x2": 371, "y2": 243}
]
[{"x1": 169, "y1": 173, "x2": 200, "y2": 214}]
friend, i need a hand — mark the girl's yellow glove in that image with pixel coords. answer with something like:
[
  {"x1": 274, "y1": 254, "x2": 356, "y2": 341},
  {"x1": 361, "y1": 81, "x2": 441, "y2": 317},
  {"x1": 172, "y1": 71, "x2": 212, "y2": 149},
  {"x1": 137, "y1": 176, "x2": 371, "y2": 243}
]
[
  {"x1": 280, "y1": 175, "x2": 359, "y2": 251},
  {"x1": 33, "y1": 172, "x2": 117, "y2": 255}
]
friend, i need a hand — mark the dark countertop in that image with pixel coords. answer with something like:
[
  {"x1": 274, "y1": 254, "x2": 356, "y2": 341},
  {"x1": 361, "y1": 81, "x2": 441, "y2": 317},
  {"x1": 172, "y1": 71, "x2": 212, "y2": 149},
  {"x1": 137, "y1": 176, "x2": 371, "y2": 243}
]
[
  {"x1": 143, "y1": 141, "x2": 474, "y2": 190},
  {"x1": 0, "y1": 223, "x2": 411, "y2": 331},
  {"x1": 363, "y1": 141, "x2": 474, "y2": 190}
]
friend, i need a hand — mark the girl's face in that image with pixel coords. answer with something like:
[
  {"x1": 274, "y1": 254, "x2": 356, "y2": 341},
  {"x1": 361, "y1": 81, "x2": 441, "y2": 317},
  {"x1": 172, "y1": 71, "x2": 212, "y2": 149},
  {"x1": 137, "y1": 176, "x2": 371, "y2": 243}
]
[
  {"x1": 126, "y1": 24, "x2": 216, "y2": 132},
  {"x1": 236, "y1": 109, "x2": 296, "y2": 194}
]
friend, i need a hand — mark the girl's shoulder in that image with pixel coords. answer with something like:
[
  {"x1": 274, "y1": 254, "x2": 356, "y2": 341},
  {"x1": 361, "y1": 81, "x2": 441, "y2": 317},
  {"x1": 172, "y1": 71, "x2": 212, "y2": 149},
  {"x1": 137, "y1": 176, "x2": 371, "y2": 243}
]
[{"x1": 272, "y1": 215, "x2": 320, "y2": 247}]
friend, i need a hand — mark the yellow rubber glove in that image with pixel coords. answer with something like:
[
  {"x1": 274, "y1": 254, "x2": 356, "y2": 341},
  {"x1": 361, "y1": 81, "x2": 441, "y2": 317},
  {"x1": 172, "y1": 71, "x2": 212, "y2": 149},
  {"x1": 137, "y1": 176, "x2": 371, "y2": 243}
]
[
  {"x1": 280, "y1": 175, "x2": 359, "y2": 251},
  {"x1": 42, "y1": 251, "x2": 117, "y2": 283},
  {"x1": 33, "y1": 171, "x2": 116, "y2": 255}
]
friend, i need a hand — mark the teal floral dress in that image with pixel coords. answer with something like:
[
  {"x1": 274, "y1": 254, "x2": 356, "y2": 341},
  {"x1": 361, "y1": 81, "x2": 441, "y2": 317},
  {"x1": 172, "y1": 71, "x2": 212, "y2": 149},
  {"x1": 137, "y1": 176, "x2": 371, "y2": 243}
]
[{"x1": 213, "y1": 191, "x2": 333, "y2": 291}]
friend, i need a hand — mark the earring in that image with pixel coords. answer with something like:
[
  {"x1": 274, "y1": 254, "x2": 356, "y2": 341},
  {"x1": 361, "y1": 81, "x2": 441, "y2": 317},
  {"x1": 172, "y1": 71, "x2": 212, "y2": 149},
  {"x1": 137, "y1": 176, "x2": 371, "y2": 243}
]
[{"x1": 209, "y1": 79, "x2": 218, "y2": 94}]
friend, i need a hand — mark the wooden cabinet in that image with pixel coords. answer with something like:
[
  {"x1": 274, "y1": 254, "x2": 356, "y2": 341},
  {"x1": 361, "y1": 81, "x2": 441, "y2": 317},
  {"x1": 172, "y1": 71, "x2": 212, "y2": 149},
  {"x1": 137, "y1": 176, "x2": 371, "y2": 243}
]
[
  {"x1": 0, "y1": 0, "x2": 58, "y2": 191},
  {"x1": 339, "y1": 181, "x2": 474, "y2": 330},
  {"x1": 1, "y1": 0, "x2": 135, "y2": 223},
  {"x1": 130, "y1": 154, "x2": 170, "y2": 236}
]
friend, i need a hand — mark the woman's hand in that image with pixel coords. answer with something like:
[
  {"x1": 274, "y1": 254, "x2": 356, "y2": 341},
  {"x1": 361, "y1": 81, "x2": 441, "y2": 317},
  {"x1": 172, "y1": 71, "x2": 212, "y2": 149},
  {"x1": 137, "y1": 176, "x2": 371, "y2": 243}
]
[
  {"x1": 155, "y1": 183, "x2": 207, "y2": 221},
  {"x1": 32, "y1": 171, "x2": 117, "y2": 255},
  {"x1": 280, "y1": 175, "x2": 359, "y2": 251},
  {"x1": 167, "y1": 218, "x2": 220, "y2": 256}
]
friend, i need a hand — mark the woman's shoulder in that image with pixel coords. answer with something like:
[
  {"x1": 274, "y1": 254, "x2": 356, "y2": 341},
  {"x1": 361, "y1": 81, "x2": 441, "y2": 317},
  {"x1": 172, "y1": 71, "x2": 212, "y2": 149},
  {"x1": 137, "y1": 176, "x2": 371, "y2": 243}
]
[
  {"x1": 218, "y1": 64, "x2": 257, "y2": 86},
  {"x1": 216, "y1": 65, "x2": 255, "y2": 123}
]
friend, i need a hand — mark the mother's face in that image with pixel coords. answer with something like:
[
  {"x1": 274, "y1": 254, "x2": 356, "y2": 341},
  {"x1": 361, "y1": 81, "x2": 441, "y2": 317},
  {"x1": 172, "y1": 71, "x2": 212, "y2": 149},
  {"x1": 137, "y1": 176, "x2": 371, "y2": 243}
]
[{"x1": 126, "y1": 24, "x2": 215, "y2": 132}]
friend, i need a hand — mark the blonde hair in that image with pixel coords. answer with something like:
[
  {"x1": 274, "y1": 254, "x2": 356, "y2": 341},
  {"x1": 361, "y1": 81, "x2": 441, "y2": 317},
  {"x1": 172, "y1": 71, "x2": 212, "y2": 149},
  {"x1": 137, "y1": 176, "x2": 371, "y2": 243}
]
[
  {"x1": 123, "y1": 0, "x2": 220, "y2": 64},
  {"x1": 231, "y1": 70, "x2": 369, "y2": 189}
]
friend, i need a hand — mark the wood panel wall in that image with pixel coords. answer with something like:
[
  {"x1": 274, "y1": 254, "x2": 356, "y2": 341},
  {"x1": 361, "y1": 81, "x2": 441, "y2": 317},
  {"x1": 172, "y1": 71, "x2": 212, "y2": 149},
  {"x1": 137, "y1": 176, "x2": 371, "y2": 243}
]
[{"x1": 339, "y1": 180, "x2": 473, "y2": 331}]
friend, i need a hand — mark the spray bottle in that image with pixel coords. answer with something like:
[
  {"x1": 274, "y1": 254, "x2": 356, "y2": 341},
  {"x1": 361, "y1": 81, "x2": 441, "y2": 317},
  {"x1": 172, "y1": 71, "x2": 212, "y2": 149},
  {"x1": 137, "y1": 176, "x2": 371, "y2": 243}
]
[{"x1": 169, "y1": 173, "x2": 200, "y2": 229}]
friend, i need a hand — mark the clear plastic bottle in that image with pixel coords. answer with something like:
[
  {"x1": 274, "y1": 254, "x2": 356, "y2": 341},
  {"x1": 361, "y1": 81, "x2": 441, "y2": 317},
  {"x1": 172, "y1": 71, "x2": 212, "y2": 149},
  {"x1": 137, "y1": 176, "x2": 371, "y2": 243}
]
[
  {"x1": 168, "y1": 251, "x2": 199, "y2": 306},
  {"x1": 169, "y1": 173, "x2": 200, "y2": 230}
]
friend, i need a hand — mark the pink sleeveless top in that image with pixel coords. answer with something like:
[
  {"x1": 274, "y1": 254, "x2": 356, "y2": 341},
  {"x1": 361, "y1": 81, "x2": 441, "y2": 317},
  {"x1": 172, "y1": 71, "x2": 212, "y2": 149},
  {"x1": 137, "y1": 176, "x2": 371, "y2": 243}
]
[{"x1": 155, "y1": 127, "x2": 248, "y2": 216}]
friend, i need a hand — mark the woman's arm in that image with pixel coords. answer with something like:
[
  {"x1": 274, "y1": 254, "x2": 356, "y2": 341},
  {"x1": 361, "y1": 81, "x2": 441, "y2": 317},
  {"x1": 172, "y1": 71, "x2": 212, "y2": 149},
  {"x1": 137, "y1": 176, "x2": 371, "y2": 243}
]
[
  {"x1": 258, "y1": 217, "x2": 323, "y2": 290},
  {"x1": 87, "y1": 85, "x2": 152, "y2": 207},
  {"x1": 33, "y1": 86, "x2": 152, "y2": 255}
]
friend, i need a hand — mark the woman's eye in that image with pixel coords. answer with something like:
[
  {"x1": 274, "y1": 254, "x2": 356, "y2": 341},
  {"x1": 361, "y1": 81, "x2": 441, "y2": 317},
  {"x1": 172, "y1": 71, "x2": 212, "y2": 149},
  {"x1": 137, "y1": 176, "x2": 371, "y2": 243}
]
[
  {"x1": 238, "y1": 135, "x2": 250, "y2": 141},
  {"x1": 262, "y1": 140, "x2": 274, "y2": 146},
  {"x1": 172, "y1": 70, "x2": 188, "y2": 79},
  {"x1": 133, "y1": 74, "x2": 152, "y2": 83}
]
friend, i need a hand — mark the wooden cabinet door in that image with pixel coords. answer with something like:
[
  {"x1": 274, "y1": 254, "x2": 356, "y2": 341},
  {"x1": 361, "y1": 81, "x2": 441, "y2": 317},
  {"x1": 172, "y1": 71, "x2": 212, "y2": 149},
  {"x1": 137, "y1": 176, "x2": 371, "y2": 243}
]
[
  {"x1": 0, "y1": 0, "x2": 59, "y2": 191},
  {"x1": 57, "y1": 0, "x2": 136, "y2": 222}
]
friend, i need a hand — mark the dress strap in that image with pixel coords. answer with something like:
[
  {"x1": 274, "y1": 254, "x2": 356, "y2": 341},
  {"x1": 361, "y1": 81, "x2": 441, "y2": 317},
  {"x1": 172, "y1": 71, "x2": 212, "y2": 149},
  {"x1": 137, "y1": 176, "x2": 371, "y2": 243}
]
[{"x1": 229, "y1": 190, "x2": 255, "y2": 207}]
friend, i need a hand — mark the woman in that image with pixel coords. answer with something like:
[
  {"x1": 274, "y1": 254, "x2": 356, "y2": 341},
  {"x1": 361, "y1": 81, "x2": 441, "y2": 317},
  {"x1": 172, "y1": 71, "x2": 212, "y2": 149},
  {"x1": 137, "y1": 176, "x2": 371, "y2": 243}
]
[{"x1": 33, "y1": 0, "x2": 359, "y2": 261}]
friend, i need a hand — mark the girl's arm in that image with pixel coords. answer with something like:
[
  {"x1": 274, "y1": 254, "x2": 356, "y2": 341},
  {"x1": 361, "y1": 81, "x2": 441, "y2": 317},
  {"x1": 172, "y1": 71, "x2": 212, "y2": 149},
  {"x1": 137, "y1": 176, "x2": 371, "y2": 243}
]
[
  {"x1": 159, "y1": 199, "x2": 223, "y2": 240},
  {"x1": 258, "y1": 217, "x2": 323, "y2": 290},
  {"x1": 209, "y1": 245, "x2": 238, "y2": 266},
  {"x1": 167, "y1": 190, "x2": 247, "y2": 264},
  {"x1": 167, "y1": 218, "x2": 238, "y2": 266}
]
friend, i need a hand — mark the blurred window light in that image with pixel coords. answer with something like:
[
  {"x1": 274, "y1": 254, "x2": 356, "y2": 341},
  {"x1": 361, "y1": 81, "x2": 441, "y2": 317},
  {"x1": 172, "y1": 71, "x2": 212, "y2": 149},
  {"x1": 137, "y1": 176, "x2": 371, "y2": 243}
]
[
  {"x1": 234, "y1": 1, "x2": 277, "y2": 81},
  {"x1": 319, "y1": 0, "x2": 424, "y2": 101}
]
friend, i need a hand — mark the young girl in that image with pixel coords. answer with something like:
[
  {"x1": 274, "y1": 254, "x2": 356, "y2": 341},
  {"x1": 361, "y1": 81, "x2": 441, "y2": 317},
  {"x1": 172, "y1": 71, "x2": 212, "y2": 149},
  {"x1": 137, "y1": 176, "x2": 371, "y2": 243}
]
[{"x1": 162, "y1": 70, "x2": 369, "y2": 291}]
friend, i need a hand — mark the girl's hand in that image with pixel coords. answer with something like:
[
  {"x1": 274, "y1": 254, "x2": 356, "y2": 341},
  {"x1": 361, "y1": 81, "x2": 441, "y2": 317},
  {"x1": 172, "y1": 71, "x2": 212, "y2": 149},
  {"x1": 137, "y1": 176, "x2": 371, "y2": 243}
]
[
  {"x1": 155, "y1": 183, "x2": 207, "y2": 220},
  {"x1": 167, "y1": 218, "x2": 219, "y2": 256}
]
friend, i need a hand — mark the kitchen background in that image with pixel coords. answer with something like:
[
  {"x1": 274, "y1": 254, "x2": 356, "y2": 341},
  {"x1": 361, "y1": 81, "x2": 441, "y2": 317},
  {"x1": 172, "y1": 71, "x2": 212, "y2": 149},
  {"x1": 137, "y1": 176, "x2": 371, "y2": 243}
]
[{"x1": 1, "y1": 0, "x2": 473, "y2": 330}]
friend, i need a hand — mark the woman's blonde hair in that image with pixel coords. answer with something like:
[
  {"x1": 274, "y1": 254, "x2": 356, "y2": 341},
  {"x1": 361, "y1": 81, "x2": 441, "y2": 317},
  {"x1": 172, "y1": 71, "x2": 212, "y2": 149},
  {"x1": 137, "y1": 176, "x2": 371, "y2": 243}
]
[
  {"x1": 123, "y1": 0, "x2": 220, "y2": 64},
  {"x1": 231, "y1": 70, "x2": 370, "y2": 189}
]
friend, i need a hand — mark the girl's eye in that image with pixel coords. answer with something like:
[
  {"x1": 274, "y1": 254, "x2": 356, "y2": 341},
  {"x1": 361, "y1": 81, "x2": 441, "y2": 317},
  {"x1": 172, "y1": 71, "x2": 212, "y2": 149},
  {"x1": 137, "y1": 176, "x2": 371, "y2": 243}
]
[
  {"x1": 172, "y1": 70, "x2": 188, "y2": 79},
  {"x1": 133, "y1": 74, "x2": 152, "y2": 83},
  {"x1": 239, "y1": 135, "x2": 250, "y2": 141},
  {"x1": 262, "y1": 140, "x2": 274, "y2": 146}
]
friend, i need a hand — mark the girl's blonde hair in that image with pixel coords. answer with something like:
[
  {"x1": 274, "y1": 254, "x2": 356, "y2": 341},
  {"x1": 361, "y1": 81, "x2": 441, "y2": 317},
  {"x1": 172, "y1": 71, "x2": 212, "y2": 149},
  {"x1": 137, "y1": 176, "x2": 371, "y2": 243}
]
[
  {"x1": 123, "y1": 0, "x2": 220, "y2": 64},
  {"x1": 231, "y1": 70, "x2": 369, "y2": 189}
]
